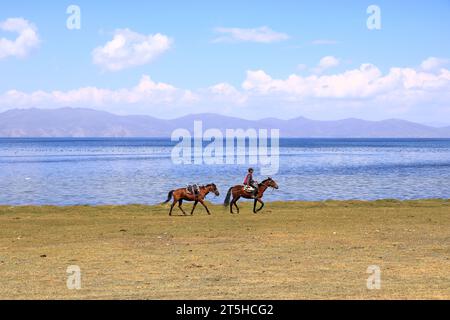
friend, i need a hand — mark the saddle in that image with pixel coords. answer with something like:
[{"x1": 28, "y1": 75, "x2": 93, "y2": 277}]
[
  {"x1": 186, "y1": 184, "x2": 200, "y2": 196},
  {"x1": 243, "y1": 185, "x2": 255, "y2": 193}
]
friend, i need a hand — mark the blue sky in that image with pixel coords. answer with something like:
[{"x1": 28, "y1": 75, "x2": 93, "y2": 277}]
[{"x1": 1, "y1": 0, "x2": 450, "y2": 122}]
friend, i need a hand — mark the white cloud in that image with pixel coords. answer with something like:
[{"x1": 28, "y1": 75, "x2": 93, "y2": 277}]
[
  {"x1": 420, "y1": 57, "x2": 449, "y2": 71},
  {"x1": 0, "y1": 18, "x2": 40, "y2": 59},
  {"x1": 0, "y1": 75, "x2": 191, "y2": 111},
  {"x1": 1, "y1": 57, "x2": 449, "y2": 121},
  {"x1": 213, "y1": 26, "x2": 289, "y2": 43},
  {"x1": 207, "y1": 83, "x2": 247, "y2": 105},
  {"x1": 238, "y1": 59, "x2": 450, "y2": 120},
  {"x1": 92, "y1": 29, "x2": 172, "y2": 71},
  {"x1": 311, "y1": 56, "x2": 340, "y2": 74},
  {"x1": 241, "y1": 61, "x2": 450, "y2": 101}
]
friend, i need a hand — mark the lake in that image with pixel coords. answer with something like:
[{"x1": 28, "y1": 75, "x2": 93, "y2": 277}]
[{"x1": 0, "y1": 138, "x2": 449, "y2": 205}]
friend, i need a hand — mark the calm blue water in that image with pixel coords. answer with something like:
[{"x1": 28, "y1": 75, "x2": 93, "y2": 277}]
[{"x1": 0, "y1": 138, "x2": 449, "y2": 205}]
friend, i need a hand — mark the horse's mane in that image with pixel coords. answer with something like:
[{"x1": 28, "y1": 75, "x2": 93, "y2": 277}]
[{"x1": 258, "y1": 178, "x2": 271, "y2": 186}]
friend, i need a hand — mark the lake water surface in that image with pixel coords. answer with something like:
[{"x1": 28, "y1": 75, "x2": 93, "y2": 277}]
[{"x1": 0, "y1": 138, "x2": 449, "y2": 205}]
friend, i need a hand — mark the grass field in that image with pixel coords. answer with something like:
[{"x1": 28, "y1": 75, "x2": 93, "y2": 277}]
[{"x1": 0, "y1": 199, "x2": 449, "y2": 300}]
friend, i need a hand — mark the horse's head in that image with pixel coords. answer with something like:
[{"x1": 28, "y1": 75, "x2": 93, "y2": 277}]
[
  {"x1": 264, "y1": 177, "x2": 279, "y2": 189},
  {"x1": 208, "y1": 183, "x2": 220, "y2": 196}
]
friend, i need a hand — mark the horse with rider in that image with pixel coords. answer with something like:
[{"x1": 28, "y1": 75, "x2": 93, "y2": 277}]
[{"x1": 163, "y1": 168, "x2": 278, "y2": 215}]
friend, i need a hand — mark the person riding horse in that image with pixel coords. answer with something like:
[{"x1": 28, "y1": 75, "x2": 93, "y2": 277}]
[
  {"x1": 224, "y1": 175, "x2": 279, "y2": 214},
  {"x1": 243, "y1": 168, "x2": 258, "y2": 198}
]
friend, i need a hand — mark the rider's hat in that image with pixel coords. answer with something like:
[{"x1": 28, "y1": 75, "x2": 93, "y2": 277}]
[{"x1": 248, "y1": 167, "x2": 254, "y2": 172}]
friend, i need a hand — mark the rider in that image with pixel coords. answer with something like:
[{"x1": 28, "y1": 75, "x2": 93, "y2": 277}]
[{"x1": 243, "y1": 168, "x2": 259, "y2": 198}]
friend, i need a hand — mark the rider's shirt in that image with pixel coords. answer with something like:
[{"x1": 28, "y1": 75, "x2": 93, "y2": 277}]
[{"x1": 243, "y1": 173, "x2": 253, "y2": 185}]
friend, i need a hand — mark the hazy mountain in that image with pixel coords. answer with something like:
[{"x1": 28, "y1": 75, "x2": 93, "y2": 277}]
[
  {"x1": 423, "y1": 121, "x2": 450, "y2": 128},
  {"x1": 1, "y1": 107, "x2": 449, "y2": 138}
]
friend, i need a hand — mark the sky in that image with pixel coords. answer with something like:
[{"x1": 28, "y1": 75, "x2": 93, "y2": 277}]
[{"x1": 0, "y1": 0, "x2": 450, "y2": 123}]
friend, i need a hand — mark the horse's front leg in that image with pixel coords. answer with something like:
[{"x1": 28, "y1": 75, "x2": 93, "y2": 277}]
[
  {"x1": 190, "y1": 201, "x2": 198, "y2": 215},
  {"x1": 199, "y1": 199, "x2": 211, "y2": 215},
  {"x1": 253, "y1": 199, "x2": 258, "y2": 213},
  {"x1": 255, "y1": 199, "x2": 264, "y2": 213}
]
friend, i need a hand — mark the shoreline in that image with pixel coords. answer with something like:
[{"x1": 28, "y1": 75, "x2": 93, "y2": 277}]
[{"x1": 1, "y1": 198, "x2": 449, "y2": 209}]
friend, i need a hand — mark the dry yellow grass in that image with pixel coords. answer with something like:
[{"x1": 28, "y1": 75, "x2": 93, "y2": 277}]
[{"x1": 0, "y1": 199, "x2": 449, "y2": 300}]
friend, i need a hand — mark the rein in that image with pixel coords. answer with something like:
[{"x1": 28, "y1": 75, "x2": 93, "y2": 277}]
[{"x1": 257, "y1": 180, "x2": 271, "y2": 194}]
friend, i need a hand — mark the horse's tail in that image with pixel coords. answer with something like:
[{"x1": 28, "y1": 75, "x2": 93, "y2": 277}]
[
  {"x1": 163, "y1": 190, "x2": 174, "y2": 204},
  {"x1": 223, "y1": 187, "x2": 233, "y2": 207}
]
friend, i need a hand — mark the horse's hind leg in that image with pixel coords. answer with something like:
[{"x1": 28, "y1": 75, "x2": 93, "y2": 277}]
[
  {"x1": 190, "y1": 201, "x2": 198, "y2": 215},
  {"x1": 233, "y1": 197, "x2": 240, "y2": 214},
  {"x1": 234, "y1": 202, "x2": 240, "y2": 214},
  {"x1": 230, "y1": 197, "x2": 239, "y2": 214},
  {"x1": 178, "y1": 200, "x2": 187, "y2": 215},
  {"x1": 169, "y1": 200, "x2": 176, "y2": 216}
]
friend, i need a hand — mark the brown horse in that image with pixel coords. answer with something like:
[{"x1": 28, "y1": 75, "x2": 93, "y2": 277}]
[
  {"x1": 163, "y1": 184, "x2": 220, "y2": 216},
  {"x1": 224, "y1": 178, "x2": 279, "y2": 214}
]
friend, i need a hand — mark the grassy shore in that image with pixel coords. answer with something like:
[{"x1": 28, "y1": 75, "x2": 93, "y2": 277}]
[{"x1": 0, "y1": 199, "x2": 449, "y2": 300}]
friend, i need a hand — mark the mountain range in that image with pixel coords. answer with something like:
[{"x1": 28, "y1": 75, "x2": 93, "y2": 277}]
[{"x1": 0, "y1": 107, "x2": 449, "y2": 138}]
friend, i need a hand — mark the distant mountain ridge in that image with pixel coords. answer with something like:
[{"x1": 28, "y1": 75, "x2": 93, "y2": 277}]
[{"x1": 1, "y1": 107, "x2": 449, "y2": 138}]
